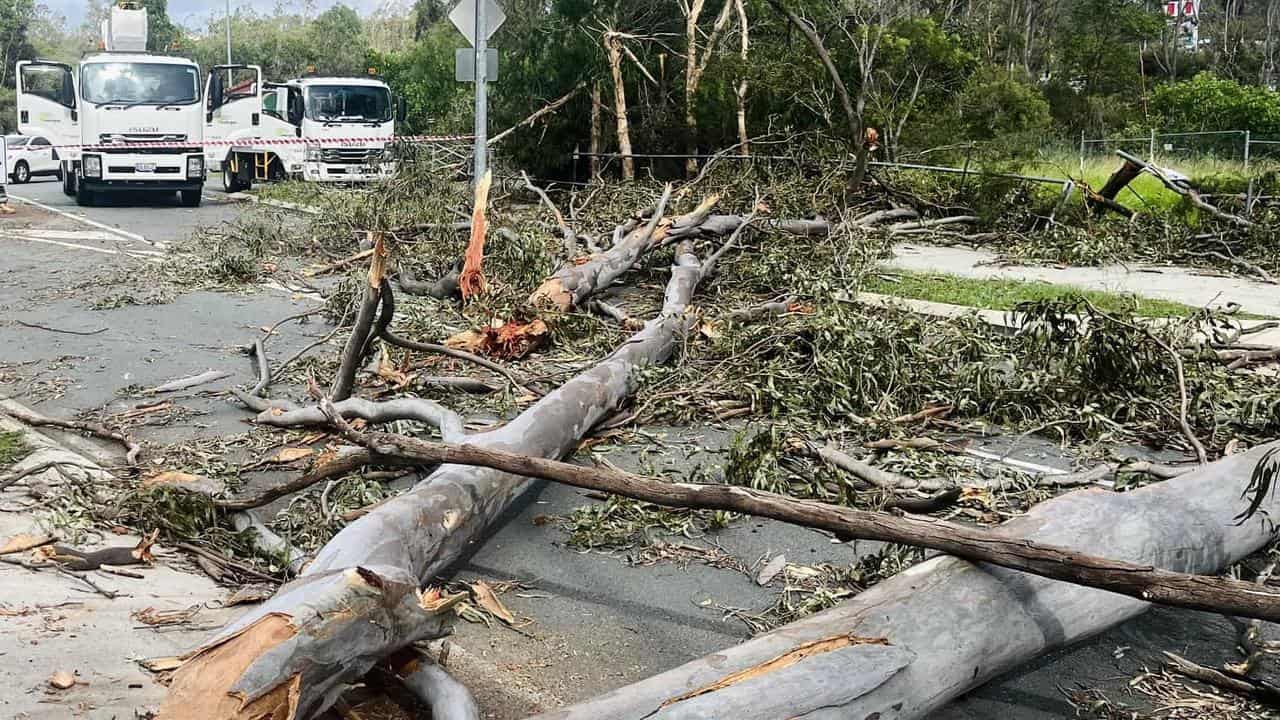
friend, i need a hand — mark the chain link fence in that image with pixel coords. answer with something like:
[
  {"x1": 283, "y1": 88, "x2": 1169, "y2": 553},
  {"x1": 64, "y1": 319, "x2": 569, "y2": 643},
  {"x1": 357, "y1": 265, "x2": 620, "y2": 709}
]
[{"x1": 1079, "y1": 129, "x2": 1280, "y2": 175}]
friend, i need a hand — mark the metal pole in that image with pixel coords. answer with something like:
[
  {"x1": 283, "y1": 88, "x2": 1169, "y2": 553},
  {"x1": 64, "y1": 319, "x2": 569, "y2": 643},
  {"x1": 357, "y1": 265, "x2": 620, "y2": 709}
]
[
  {"x1": 225, "y1": 0, "x2": 232, "y2": 64},
  {"x1": 1149, "y1": 128, "x2": 1156, "y2": 164},
  {"x1": 1244, "y1": 129, "x2": 1251, "y2": 172},
  {"x1": 1079, "y1": 129, "x2": 1085, "y2": 173},
  {"x1": 473, "y1": 0, "x2": 488, "y2": 182}
]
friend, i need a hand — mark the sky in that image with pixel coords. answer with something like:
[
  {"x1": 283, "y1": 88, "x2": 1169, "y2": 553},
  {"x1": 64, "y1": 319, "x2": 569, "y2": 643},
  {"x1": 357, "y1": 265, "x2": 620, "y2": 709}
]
[{"x1": 43, "y1": 0, "x2": 392, "y2": 29}]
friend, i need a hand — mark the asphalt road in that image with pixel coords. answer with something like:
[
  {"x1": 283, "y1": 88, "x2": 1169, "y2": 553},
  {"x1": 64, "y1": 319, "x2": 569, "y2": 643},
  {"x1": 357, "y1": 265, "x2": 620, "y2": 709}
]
[
  {"x1": 0, "y1": 182, "x2": 1251, "y2": 719},
  {"x1": 6, "y1": 173, "x2": 243, "y2": 247}
]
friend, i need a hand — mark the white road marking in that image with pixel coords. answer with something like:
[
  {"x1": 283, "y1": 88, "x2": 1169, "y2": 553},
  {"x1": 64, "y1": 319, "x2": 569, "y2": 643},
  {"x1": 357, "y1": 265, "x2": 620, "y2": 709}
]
[
  {"x1": 3, "y1": 230, "x2": 164, "y2": 263},
  {"x1": 961, "y1": 447, "x2": 1068, "y2": 475},
  {"x1": 7, "y1": 193, "x2": 164, "y2": 249},
  {"x1": 6, "y1": 233, "x2": 118, "y2": 255}
]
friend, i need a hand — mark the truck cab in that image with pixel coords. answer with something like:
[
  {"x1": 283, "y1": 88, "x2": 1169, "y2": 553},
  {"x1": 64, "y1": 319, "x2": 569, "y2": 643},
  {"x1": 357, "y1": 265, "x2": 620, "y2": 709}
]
[
  {"x1": 211, "y1": 72, "x2": 404, "y2": 191},
  {"x1": 15, "y1": 4, "x2": 205, "y2": 207}
]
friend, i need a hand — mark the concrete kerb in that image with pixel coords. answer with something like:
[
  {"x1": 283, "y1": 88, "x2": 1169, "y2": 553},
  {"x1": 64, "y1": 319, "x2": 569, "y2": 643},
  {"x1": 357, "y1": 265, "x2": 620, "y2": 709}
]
[
  {"x1": 854, "y1": 291, "x2": 1280, "y2": 348},
  {"x1": 225, "y1": 191, "x2": 323, "y2": 216}
]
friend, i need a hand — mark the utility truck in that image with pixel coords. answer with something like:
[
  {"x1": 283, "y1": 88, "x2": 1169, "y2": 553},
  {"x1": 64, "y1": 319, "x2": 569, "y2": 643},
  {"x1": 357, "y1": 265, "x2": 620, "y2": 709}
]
[
  {"x1": 205, "y1": 69, "x2": 405, "y2": 191},
  {"x1": 16, "y1": 2, "x2": 205, "y2": 207}
]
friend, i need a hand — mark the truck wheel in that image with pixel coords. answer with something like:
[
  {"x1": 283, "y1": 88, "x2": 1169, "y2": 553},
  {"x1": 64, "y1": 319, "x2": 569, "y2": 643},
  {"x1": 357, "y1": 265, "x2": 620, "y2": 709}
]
[
  {"x1": 223, "y1": 161, "x2": 248, "y2": 193},
  {"x1": 180, "y1": 189, "x2": 202, "y2": 207},
  {"x1": 12, "y1": 161, "x2": 29, "y2": 184},
  {"x1": 62, "y1": 168, "x2": 76, "y2": 196},
  {"x1": 75, "y1": 182, "x2": 95, "y2": 207}
]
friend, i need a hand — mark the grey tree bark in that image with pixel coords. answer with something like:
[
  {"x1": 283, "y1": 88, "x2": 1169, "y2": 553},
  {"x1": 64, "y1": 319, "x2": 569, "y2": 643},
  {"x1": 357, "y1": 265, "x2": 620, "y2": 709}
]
[{"x1": 530, "y1": 443, "x2": 1280, "y2": 720}]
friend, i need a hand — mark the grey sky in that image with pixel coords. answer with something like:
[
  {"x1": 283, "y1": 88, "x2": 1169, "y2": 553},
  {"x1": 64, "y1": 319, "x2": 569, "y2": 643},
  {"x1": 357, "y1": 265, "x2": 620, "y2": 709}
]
[{"x1": 42, "y1": 1, "x2": 393, "y2": 29}]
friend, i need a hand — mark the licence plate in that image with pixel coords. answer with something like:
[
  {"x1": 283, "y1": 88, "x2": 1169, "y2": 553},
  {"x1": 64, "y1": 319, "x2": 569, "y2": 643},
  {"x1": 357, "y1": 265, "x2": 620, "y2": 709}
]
[{"x1": 135, "y1": 162, "x2": 156, "y2": 172}]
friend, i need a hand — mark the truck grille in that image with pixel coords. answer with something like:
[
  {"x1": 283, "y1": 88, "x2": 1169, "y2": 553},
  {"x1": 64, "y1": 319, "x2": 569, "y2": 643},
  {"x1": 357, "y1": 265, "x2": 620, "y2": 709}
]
[
  {"x1": 97, "y1": 133, "x2": 195, "y2": 154},
  {"x1": 321, "y1": 147, "x2": 383, "y2": 164}
]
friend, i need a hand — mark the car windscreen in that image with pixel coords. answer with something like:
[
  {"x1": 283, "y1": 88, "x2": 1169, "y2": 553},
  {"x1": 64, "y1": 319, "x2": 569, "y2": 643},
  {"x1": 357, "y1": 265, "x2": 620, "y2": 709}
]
[
  {"x1": 80, "y1": 63, "x2": 200, "y2": 106},
  {"x1": 304, "y1": 85, "x2": 391, "y2": 123},
  {"x1": 4, "y1": 137, "x2": 27, "y2": 147}
]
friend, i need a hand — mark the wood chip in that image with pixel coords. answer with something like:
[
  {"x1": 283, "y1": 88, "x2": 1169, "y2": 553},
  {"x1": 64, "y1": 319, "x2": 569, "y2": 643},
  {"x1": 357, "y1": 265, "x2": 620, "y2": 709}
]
[
  {"x1": 48, "y1": 670, "x2": 76, "y2": 690},
  {"x1": 0, "y1": 533, "x2": 54, "y2": 555},
  {"x1": 224, "y1": 584, "x2": 275, "y2": 607},
  {"x1": 470, "y1": 581, "x2": 516, "y2": 624},
  {"x1": 756, "y1": 554, "x2": 787, "y2": 586},
  {"x1": 267, "y1": 447, "x2": 315, "y2": 464},
  {"x1": 139, "y1": 656, "x2": 184, "y2": 673}
]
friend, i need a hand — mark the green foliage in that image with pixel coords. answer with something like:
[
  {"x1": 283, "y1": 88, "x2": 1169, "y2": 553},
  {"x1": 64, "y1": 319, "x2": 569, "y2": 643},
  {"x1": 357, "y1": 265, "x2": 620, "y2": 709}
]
[
  {"x1": 1152, "y1": 73, "x2": 1280, "y2": 138},
  {"x1": 1055, "y1": 0, "x2": 1162, "y2": 96},
  {"x1": 957, "y1": 68, "x2": 1051, "y2": 156},
  {"x1": 136, "y1": 0, "x2": 178, "y2": 52},
  {"x1": 0, "y1": 430, "x2": 30, "y2": 468}
]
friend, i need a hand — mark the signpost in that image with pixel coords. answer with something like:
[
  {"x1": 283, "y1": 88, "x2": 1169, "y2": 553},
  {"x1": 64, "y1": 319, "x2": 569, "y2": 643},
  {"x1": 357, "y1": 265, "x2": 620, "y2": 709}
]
[{"x1": 450, "y1": 0, "x2": 505, "y2": 182}]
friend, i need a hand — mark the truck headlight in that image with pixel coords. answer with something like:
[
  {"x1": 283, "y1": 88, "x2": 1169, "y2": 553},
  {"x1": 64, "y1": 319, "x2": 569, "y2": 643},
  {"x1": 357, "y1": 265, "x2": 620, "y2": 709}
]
[
  {"x1": 82, "y1": 155, "x2": 102, "y2": 179},
  {"x1": 186, "y1": 156, "x2": 204, "y2": 179},
  {"x1": 305, "y1": 147, "x2": 321, "y2": 162}
]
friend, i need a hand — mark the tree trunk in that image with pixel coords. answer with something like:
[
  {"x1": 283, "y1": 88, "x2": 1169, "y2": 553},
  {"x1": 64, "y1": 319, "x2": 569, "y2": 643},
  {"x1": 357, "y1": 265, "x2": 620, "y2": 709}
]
[
  {"x1": 331, "y1": 430, "x2": 1280, "y2": 622},
  {"x1": 157, "y1": 243, "x2": 716, "y2": 720},
  {"x1": 589, "y1": 81, "x2": 602, "y2": 179},
  {"x1": 329, "y1": 233, "x2": 387, "y2": 401},
  {"x1": 528, "y1": 190, "x2": 723, "y2": 313},
  {"x1": 765, "y1": 0, "x2": 865, "y2": 184},
  {"x1": 683, "y1": 0, "x2": 734, "y2": 177},
  {"x1": 531, "y1": 443, "x2": 1280, "y2": 720},
  {"x1": 734, "y1": 0, "x2": 750, "y2": 153},
  {"x1": 604, "y1": 33, "x2": 635, "y2": 182},
  {"x1": 684, "y1": 0, "x2": 708, "y2": 178}
]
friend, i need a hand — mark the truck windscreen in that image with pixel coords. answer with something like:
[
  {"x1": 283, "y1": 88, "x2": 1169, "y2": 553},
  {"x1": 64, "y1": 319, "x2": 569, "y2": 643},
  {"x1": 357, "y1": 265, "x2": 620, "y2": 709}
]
[
  {"x1": 305, "y1": 85, "x2": 392, "y2": 123},
  {"x1": 81, "y1": 63, "x2": 199, "y2": 106}
]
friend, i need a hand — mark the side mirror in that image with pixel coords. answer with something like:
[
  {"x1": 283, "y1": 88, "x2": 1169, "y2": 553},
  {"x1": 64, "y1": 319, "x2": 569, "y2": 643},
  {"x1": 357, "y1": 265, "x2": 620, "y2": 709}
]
[
  {"x1": 70, "y1": 110, "x2": 77, "y2": 122},
  {"x1": 295, "y1": 126, "x2": 302, "y2": 138},
  {"x1": 206, "y1": 111, "x2": 213, "y2": 123},
  {"x1": 396, "y1": 96, "x2": 407, "y2": 122},
  {"x1": 251, "y1": 112, "x2": 260, "y2": 126}
]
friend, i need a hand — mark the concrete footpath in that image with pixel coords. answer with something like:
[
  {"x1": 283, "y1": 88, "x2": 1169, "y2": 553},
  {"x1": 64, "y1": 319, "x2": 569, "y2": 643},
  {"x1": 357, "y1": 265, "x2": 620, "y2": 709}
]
[{"x1": 886, "y1": 242, "x2": 1280, "y2": 318}]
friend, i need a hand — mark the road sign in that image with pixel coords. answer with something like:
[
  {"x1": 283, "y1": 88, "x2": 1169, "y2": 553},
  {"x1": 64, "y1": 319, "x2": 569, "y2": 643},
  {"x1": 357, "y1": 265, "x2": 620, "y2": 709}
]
[
  {"x1": 456, "y1": 48, "x2": 499, "y2": 82},
  {"x1": 449, "y1": 0, "x2": 506, "y2": 47}
]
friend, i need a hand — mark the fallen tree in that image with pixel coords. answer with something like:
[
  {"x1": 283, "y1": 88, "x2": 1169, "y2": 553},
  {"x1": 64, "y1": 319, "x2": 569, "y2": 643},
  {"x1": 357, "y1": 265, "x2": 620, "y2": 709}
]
[
  {"x1": 158, "y1": 240, "x2": 717, "y2": 719},
  {"x1": 321, "y1": 415, "x2": 1280, "y2": 622},
  {"x1": 530, "y1": 442, "x2": 1280, "y2": 720}
]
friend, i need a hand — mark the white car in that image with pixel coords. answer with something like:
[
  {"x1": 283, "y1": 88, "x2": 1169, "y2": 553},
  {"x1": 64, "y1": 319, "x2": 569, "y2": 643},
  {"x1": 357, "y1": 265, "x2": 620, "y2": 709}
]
[{"x1": 5, "y1": 135, "x2": 61, "y2": 183}]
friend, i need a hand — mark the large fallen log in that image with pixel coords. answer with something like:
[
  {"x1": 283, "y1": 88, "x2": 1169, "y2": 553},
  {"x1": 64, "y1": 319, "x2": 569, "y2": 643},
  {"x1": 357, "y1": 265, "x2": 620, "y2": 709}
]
[
  {"x1": 322, "y1": 421, "x2": 1280, "y2": 622},
  {"x1": 158, "y1": 242, "x2": 714, "y2": 719},
  {"x1": 530, "y1": 442, "x2": 1280, "y2": 720}
]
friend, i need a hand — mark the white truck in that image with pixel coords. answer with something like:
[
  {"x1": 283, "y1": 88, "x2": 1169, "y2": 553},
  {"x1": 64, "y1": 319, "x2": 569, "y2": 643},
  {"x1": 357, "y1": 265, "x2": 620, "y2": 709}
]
[
  {"x1": 15, "y1": 2, "x2": 205, "y2": 207},
  {"x1": 205, "y1": 70, "x2": 405, "y2": 191}
]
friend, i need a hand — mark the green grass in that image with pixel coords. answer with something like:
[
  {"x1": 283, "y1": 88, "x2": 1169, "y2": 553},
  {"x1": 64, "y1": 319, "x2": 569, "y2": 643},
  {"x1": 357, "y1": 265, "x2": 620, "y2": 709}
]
[
  {"x1": 0, "y1": 430, "x2": 30, "y2": 469},
  {"x1": 1029, "y1": 153, "x2": 1280, "y2": 212},
  {"x1": 863, "y1": 271, "x2": 1207, "y2": 318}
]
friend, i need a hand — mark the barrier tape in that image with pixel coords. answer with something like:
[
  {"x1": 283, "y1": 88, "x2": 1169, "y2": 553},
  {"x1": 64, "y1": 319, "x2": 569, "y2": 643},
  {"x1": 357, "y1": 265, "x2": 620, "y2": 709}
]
[{"x1": 4, "y1": 134, "x2": 473, "y2": 152}]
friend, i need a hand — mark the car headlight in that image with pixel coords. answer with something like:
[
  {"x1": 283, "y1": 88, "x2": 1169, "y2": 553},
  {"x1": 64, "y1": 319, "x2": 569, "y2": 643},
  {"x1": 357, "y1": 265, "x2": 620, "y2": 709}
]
[
  {"x1": 186, "y1": 156, "x2": 204, "y2": 179},
  {"x1": 82, "y1": 155, "x2": 101, "y2": 179}
]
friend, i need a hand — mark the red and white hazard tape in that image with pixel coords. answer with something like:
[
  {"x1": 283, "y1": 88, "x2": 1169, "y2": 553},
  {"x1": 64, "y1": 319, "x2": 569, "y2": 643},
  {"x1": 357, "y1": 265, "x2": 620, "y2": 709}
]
[{"x1": 5, "y1": 134, "x2": 472, "y2": 152}]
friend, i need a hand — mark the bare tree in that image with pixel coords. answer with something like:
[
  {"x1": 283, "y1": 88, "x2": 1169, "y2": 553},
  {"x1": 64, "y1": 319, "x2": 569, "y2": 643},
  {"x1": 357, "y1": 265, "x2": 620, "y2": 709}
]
[
  {"x1": 765, "y1": 0, "x2": 870, "y2": 184},
  {"x1": 734, "y1": 0, "x2": 750, "y2": 153},
  {"x1": 604, "y1": 30, "x2": 636, "y2": 181},
  {"x1": 682, "y1": 0, "x2": 734, "y2": 176}
]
